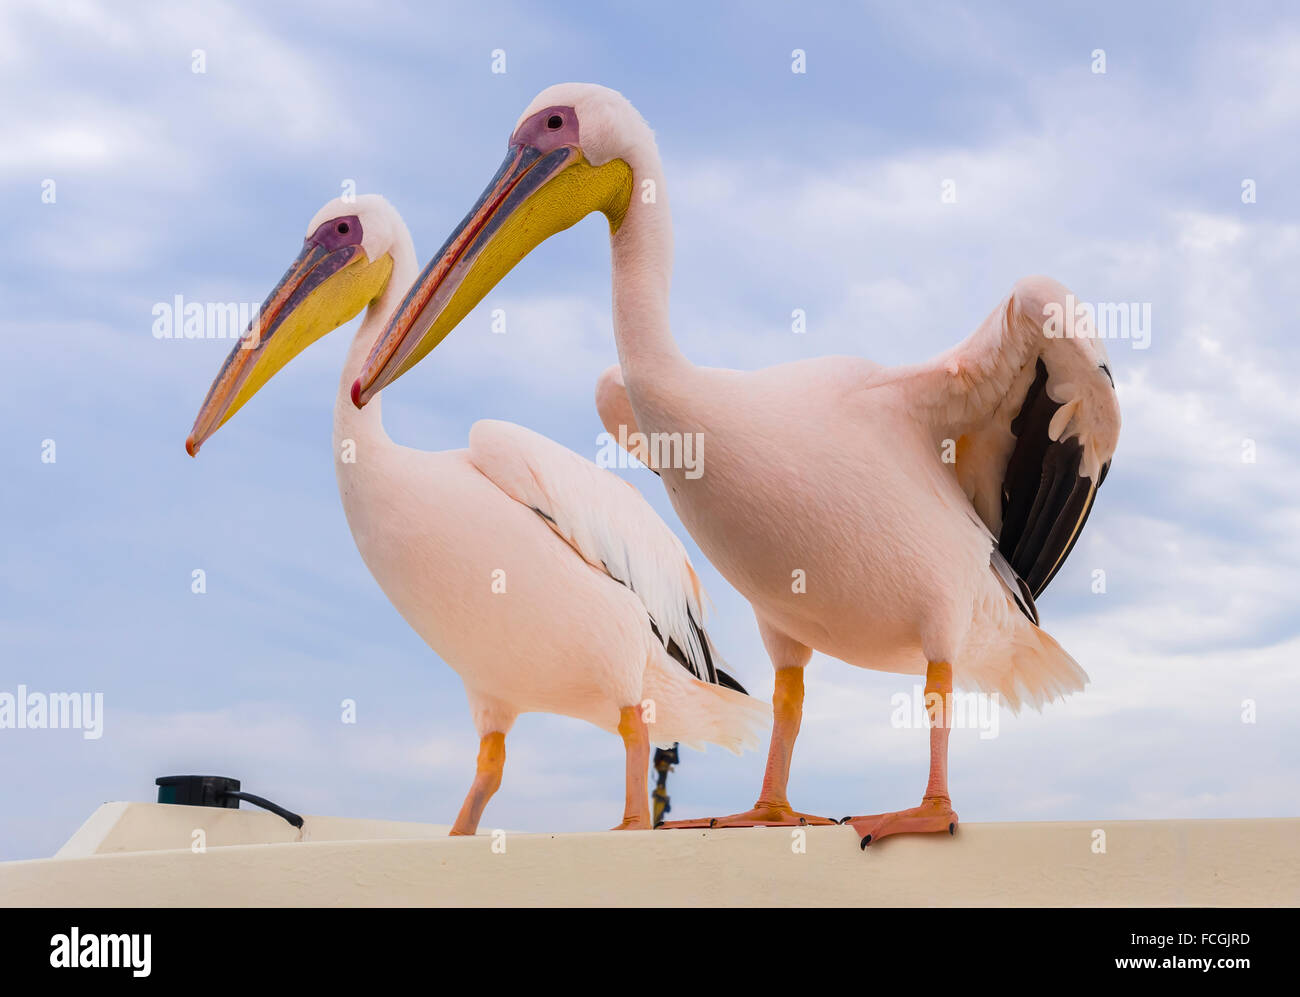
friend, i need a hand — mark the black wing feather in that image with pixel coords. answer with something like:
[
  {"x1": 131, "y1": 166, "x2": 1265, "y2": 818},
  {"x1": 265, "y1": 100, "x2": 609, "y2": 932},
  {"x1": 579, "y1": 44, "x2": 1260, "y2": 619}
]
[
  {"x1": 990, "y1": 545, "x2": 1039, "y2": 626},
  {"x1": 998, "y1": 358, "x2": 1107, "y2": 599},
  {"x1": 648, "y1": 615, "x2": 733, "y2": 689}
]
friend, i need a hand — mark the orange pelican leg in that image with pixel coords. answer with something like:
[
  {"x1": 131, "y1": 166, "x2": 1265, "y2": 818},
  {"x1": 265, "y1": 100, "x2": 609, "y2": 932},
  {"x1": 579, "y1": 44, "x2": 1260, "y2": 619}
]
[
  {"x1": 663, "y1": 656, "x2": 836, "y2": 829},
  {"x1": 611, "y1": 705, "x2": 652, "y2": 830},
  {"x1": 449, "y1": 731, "x2": 507, "y2": 836},
  {"x1": 845, "y1": 660, "x2": 959, "y2": 848}
]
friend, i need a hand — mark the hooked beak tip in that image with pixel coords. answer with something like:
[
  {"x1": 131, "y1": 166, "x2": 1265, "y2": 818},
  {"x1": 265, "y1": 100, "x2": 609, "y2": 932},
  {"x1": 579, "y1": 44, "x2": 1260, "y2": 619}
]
[
  {"x1": 351, "y1": 378, "x2": 364, "y2": 409},
  {"x1": 185, "y1": 434, "x2": 199, "y2": 458}
]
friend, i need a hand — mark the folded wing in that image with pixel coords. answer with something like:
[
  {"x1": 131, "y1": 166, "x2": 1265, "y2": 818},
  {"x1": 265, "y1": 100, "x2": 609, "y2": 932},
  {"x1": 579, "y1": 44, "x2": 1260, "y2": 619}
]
[
  {"x1": 900, "y1": 276, "x2": 1121, "y2": 597},
  {"x1": 468, "y1": 419, "x2": 731, "y2": 686}
]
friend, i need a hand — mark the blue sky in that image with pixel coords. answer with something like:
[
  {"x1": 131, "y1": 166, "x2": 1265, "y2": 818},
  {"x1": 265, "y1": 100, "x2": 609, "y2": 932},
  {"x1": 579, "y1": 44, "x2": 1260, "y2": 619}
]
[{"x1": 2, "y1": 0, "x2": 1298, "y2": 861}]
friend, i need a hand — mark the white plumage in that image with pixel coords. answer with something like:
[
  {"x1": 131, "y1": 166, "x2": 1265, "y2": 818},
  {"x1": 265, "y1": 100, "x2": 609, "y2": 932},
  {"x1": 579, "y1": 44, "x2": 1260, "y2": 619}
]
[
  {"x1": 186, "y1": 194, "x2": 769, "y2": 835},
  {"x1": 347, "y1": 86, "x2": 1123, "y2": 842},
  {"x1": 469, "y1": 418, "x2": 712, "y2": 682}
]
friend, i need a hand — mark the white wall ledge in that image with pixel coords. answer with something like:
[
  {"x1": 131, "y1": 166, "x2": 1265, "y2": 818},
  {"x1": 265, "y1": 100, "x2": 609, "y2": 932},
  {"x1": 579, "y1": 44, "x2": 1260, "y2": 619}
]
[{"x1": 2, "y1": 805, "x2": 1296, "y2": 907}]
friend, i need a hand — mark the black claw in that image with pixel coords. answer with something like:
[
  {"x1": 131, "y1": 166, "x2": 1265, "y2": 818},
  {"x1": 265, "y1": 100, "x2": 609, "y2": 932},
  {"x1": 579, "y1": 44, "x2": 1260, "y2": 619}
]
[{"x1": 860, "y1": 834, "x2": 872, "y2": 850}]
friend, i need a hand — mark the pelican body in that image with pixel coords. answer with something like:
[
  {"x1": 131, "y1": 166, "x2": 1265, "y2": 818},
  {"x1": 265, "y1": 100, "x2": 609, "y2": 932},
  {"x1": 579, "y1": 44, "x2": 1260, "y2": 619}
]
[
  {"x1": 186, "y1": 195, "x2": 767, "y2": 834},
  {"x1": 352, "y1": 85, "x2": 1121, "y2": 845}
]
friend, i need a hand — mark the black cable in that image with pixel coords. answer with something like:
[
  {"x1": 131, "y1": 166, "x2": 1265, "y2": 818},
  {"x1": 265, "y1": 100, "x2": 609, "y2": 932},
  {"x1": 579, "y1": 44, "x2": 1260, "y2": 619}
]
[{"x1": 222, "y1": 791, "x2": 304, "y2": 829}]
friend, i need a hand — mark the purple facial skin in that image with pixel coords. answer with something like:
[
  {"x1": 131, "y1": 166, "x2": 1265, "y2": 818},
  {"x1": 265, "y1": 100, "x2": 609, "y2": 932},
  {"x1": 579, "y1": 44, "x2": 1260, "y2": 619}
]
[
  {"x1": 510, "y1": 105, "x2": 580, "y2": 153},
  {"x1": 308, "y1": 214, "x2": 363, "y2": 252}
]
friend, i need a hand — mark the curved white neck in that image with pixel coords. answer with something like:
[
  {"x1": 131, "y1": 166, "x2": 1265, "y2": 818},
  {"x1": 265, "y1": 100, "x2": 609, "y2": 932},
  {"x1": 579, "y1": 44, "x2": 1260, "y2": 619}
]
[
  {"x1": 609, "y1": 143, "x2": 688, "y2": 389},
  {"x1": 332, "y1": 239, "x2": 417, "y2": 458}
]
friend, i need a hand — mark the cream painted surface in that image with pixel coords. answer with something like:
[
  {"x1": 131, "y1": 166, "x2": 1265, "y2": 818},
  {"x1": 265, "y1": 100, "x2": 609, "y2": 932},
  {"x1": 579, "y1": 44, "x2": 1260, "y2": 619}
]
[
  {"x1": 4, "y1": 806, "x2": 1297, "y2": 907},
  {"x1": 55, "y1": 803, "x2": 452, "y2": 857}
]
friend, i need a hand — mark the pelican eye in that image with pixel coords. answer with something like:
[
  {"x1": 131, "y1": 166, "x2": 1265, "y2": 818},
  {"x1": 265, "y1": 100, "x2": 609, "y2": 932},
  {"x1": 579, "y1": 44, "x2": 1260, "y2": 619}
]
[
  {"x1": 337, "y1": 222, "x2": 350, "y2": 235},
  {"x1": 546, "y1": 114, "x2": 563, "y2": 130}
]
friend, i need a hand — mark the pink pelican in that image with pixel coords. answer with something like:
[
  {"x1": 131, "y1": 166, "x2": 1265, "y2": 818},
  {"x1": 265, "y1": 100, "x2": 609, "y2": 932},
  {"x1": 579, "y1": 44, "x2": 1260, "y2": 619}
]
[
  {"x1": 184, "y1": 194, "x2": 769, "y2": 835},
  {"x1": 353, "y1": 85, "x2": 1121, "y2": 845}
]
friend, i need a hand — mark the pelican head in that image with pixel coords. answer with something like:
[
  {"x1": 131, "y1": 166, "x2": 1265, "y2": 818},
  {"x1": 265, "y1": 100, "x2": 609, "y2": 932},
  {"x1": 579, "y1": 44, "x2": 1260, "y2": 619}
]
[
  {"x1": 352, "y1": 83, "x2": 646, "y2": 407},
  {"x1": 186, "y1": 195, "x2": 401, "y2": 456}
]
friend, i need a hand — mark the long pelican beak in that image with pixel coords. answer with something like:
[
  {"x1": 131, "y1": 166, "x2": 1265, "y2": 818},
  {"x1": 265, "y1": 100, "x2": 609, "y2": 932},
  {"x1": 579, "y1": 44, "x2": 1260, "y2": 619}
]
[
  {"x1": 186, "y1": 218, "x2": 393, "y2": 456},
  {"x1": 352, "y1": 142, "x2": 632, "y2": 407}
]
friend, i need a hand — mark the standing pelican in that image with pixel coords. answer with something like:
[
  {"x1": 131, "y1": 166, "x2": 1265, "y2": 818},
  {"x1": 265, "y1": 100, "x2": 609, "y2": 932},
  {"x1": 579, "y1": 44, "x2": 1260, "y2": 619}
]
[
  {"x1": 354, "y1": 85, "x2": 1121, "y2": 845},
  {"x1": 185, "y1": 194, "x2": 768, "y2": 834}
]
